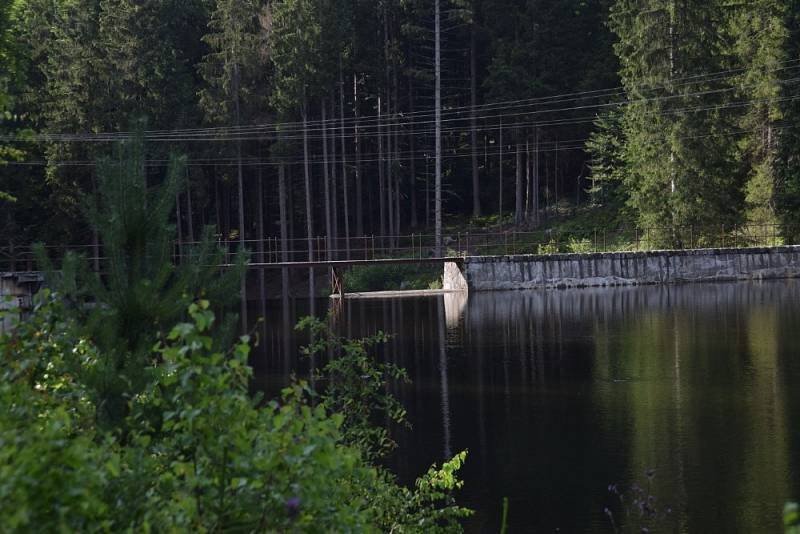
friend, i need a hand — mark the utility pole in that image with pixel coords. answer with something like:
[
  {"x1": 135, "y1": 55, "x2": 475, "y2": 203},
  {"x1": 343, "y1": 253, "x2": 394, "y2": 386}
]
[
  {"x1": 434, "y1": 0, "x2": 442, "y2": 256},
  {"x1": 470, "y1": 0, "x2": 480, "y2": 217}
]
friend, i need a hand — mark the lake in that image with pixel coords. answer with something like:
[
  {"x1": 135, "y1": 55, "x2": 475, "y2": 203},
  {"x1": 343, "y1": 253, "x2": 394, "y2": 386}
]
[{"x1": 248, "y1": 279, "x2": 800, "y2": 532}]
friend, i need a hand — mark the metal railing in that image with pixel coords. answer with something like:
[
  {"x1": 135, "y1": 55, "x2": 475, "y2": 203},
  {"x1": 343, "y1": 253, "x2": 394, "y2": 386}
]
[{"x1": 2, "y1": 223, "x2": 796, "y2": 273}]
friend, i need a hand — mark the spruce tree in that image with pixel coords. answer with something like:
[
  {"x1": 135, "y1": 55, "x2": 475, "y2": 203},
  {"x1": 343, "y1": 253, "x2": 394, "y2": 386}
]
[
  {"x1": 37, "y1": 126, "x2": 245, "y2": 427},
  {"x1": 729, "y1": 0, "x2": 789, "y2": 230},
  {"x1": 611, "y1": 0, "x2": 741, "y2": 244}
]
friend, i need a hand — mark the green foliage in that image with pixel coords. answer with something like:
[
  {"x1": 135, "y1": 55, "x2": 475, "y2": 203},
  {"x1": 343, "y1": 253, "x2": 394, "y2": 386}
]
[
  {"x1": 610, "y1": 0, "x2": 742, "y2": 241},
  {"x1": 297, "y1": 315, "x2": 409, "y2": 460},
  {"x1": 0, "y1": 294, "x2": 470, "y2": 531},
  {"x1": 36, "y1": 127, "x2": 246, "y2": 428},
  {"x1": 537, "y1": 239, "x2": 559, "y2": 255},
  {"x1": 729, "y1": 0, "x2": 788, "y2": 228},
  {"x1": 199, "y1": 0, "x2": 268, "y2": 125},
  {"x1": 345, "y1": 264, "x2": 442, "y2": 292},
  {"x1": 269, "y1": 0, "x2": 352, "y2": 112},
  {"x1": 585, "y1": 110, "x2": 627, "y2": 208},
  {"x1": 786, "y1": 502, "x2": 800, "y2": 534},
  {"x1": 566, "y1": 237, "x2": 594, "y2": 254}
]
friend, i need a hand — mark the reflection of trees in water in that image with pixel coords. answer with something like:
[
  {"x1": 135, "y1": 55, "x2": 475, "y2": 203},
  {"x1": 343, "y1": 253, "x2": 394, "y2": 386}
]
[
  {"x1": 247, "y1": 280, "x2": 800, "y2": 532},
  {"x1": 587, "y1": 282, "x2": 796, "y2": 532}
]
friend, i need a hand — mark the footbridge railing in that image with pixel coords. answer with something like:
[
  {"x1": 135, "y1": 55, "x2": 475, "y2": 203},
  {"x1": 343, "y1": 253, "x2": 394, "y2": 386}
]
[{"x1": 2, "y1": 223, "x2": 797, "y2": 274}]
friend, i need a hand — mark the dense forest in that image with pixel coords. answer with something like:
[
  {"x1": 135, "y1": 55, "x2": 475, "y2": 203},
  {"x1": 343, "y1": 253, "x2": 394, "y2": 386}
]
[{"x1": 2, "y1": 0, "x2": 800, "y2": 252}]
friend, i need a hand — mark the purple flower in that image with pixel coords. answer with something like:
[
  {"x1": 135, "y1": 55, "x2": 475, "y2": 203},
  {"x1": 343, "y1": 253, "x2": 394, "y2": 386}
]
[{"x1": 285, "y1": 496, "x2": 301, "y2": 519}]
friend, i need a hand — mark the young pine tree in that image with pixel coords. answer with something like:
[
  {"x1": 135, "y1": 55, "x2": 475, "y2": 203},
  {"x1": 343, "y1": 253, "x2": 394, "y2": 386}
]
[{"x1": 36, "y1": 125, "x2": 245, "y2": 428}]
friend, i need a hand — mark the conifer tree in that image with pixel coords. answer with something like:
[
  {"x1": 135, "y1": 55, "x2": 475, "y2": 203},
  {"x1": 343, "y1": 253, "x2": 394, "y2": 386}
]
[
  {"x1": 611, "y1": 0, "x2": 740, "y2": 244},
  {"x1": 37, "y1": 125, "x2": 245, "y2": 427},
  {"x1": 729, "y1": 0, "x2": 789, "y2": 229}
]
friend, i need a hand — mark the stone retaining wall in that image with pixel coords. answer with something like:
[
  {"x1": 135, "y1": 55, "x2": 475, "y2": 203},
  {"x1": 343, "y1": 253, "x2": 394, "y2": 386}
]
[{"x1": 443, "y1": 246, "x2": 800, "y2": 291}]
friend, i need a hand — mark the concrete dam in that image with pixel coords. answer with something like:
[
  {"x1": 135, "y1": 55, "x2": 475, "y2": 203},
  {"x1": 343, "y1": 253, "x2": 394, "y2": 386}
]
[{"x1": 443, "y1": 245, "x2": 800, "y2": 292}]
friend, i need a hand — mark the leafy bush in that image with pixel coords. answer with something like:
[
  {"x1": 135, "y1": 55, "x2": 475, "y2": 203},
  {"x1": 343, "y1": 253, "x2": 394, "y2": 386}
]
[
  {"x1": 566, "y1": 237, "x2": 594, "y2": 253},
  {"x1": 0, "y1": 294, "x2": 471, "y2": 532},
  {"x1": 537, "y1": 239, "x2": 560, "y2": 255},
  {"x1": 297, "y1": 316, "x2": 410, "y2": 460}
]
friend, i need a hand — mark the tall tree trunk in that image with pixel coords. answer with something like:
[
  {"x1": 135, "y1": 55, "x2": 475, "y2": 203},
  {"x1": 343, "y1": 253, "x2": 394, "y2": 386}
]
[
  {"x1": 278, "y1": 161, "x2": 290, "y2": 297},
  {"x1": 525, "y1": 136, "x2": 531, "y2": 220},
  {"x1": 176, "y1": 192, "x2": 183, "y2": 259},
  {"x1": 185, "y1": 171, "x2": 194, "y2": 242},
  {"x1": 322, "y1": 98, "x2": 332, "y2": 260},
  {"x1": 498, "y1": 119, "x2": 503, "y2": 220},
  {"x1": 515, "y1": 128, "x2": 523, "y2": 225},
  {"x1": 302, "y1": 93, "x2": 315, "y2": 298},
  {"x1": 330, "y1": 94, "x2": 339, "y2": 259},
  {"x1": 533, "y1": 128, "x2": 540, "y2": 227},
  {"x1": 408, "y1": 72, "x2": 418, "y2": 228},
  {"x1": 392, "y1": 50, "x2": 400, "y2": 240},
  {"x1": 554, "y1": 137, "x2": 559, "y2": 213},
  {"x1": 378, "y1": 96, "x2": 386, "y2": 237},
  {"x1": 470, "y1": 3, "x2": 481, "y2": 217},
  {"x1": 353, "y1": 74, "x2": 363, "y2": 236},
  {"x1": 384, "y1": 3, "x2": 394, "y2": 246},
  {"x1": 233, "y1": 61, "x2": 247, "y2": 328},
  {"x1": 434, "y1": 0, "x2": 442, "y2": 256},
  {"x1": 339, "y1": 61, "x2": 351, "y2": 258},
  {"x1": 257, "y1": 165, "x2": 265, "y2": 304}
]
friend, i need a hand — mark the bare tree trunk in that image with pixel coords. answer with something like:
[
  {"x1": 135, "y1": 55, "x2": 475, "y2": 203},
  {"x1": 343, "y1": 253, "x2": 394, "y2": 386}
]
[
  {"x1": 434, "y1": 0, "x2": 442, "y2": 256},
  {"x1": 185, "y1": 172, "x2": 194, "y2": 243},
  {"x1": 386, "y1": 106, "x2": 395, "y2": 246},
  {"x1": 302, "y1": 93, "x2": 315, "y2": 298},
  {"x1": 353, "y1": 74, "x2": 363, "y2": 236},
  {"x1": 278, "y1": 161, "x2": 290, "y2": 297},
  {"x1": 176, "y1": 192, "x2": 183, "y2": 259},
  {"x1": 257, "y1": 165, "x2": 265, "y2": 304},
  {"x1": 525, "y1": 136, "x2": 531, "y2": 221},
  {"x1": 554, "y1": 137, "x2": 559, "y2": 214},
  {"x1": 498, "y1": 119, "x2": 503, "y2": 221},
  {"x1": 339, "y1": 60, "x2": 351, "y2": 258},
  {"x1": 322, "y1": 98, "x2": 332, "y2": 261},
  {"x1": 392, "y1": 52, "x2": 400, "y2": 240},
  {"x1": 233, "y1": 62, "x2": 247, "y2": 329},
  {"x1": 384, "y1": 4, "x2": 394, "y2": 247},
  {"x1": 330, "y1": 94, "x2": 339, "y2": 259},
  {"x1": 408, "y1": 72, "x2": 418, "y2": 228},
  {"x1": 378, "y1": 96, "x2": 386, "y2": 237},
  {"x1": 470, "y1": 3, "x2": 481, "y2": 217},
  {"x1": 515, "y1": 128, "x2": 522, "y2": 225},
  {"x1": 426, "y1": 156, "x2": 431, "y2": 229},
  {"x1": 533, "y1": 127, "x2": 540, "y2": 227}
]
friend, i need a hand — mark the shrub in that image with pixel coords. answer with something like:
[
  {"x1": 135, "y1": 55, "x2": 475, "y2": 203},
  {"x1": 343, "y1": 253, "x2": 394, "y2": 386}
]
[{"x1": 0, "y1": 294, "x2": 471, "y2": 532}]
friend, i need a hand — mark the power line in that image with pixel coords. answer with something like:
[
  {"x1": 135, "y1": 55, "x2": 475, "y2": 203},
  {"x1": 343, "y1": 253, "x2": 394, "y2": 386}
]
[{"x1": 5, "y1": 59, "x2": 799, "y2": 144}]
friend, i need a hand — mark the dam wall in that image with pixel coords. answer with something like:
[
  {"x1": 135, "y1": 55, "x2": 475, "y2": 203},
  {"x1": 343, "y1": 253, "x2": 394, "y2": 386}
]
[{"x1": 443, "y1": 246, "x2": 800, "y2": 292}]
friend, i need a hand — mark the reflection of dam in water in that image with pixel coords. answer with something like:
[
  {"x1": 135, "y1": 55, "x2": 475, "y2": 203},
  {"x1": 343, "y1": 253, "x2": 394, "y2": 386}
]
[{"x1": 249, "y1": 280, "x2": 800, "y2": 533}]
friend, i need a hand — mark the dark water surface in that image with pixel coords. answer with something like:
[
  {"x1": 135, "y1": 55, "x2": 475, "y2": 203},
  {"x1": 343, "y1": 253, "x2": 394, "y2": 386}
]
[{"x1": 248, "y1": 280, "x2": 800, "y2": 532}]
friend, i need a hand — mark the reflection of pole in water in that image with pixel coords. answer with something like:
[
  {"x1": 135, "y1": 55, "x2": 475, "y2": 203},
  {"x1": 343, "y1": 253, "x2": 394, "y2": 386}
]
[
  {"x1": 473, "y1": 298, "x2": 489, "y2": 474},
  {"x1": 437, "y1": 296, "x2": 452, "y2": 460}
]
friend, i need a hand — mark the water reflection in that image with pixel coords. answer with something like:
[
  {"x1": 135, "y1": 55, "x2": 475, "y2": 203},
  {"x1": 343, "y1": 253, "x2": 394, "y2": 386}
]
[{"x1": 248, "y1": 280, "x2": 800, "y2": 533}]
